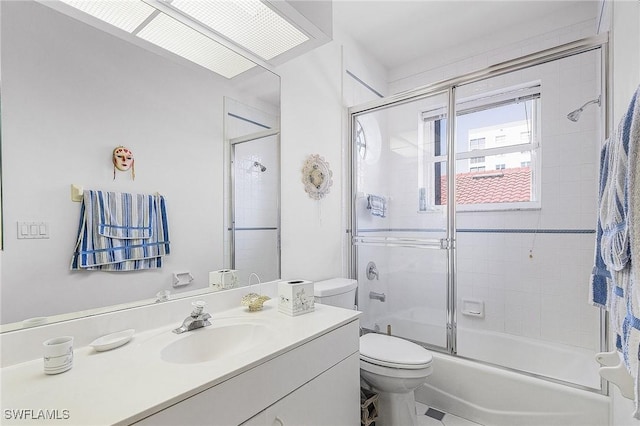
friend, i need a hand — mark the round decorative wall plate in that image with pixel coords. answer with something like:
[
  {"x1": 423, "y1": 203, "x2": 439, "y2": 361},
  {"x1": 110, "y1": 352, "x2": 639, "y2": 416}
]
[{"x1": 301, "y1": 154, "x2": 333, "y2": 200}]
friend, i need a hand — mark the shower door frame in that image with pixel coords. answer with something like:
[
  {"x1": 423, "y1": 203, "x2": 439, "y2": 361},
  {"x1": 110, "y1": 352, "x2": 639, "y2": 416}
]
[{"x1": 348, "y1": 33, "x2": 610, "y2": 391}]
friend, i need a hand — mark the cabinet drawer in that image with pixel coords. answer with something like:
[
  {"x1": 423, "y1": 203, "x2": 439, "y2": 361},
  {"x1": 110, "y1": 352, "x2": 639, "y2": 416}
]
[{"x1": 242, "y1": 353, "x2": 360, "y2": 426}]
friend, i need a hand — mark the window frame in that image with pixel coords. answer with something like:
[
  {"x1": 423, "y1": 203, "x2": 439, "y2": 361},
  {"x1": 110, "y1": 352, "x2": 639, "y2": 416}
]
[{"x1": 420, "y1": 83, "x2": 542, "y2": 212}]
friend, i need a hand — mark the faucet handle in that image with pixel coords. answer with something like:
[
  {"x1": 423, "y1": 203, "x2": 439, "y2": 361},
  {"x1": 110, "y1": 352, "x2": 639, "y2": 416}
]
[{"x1": 191, "y1": 300, "x2": 207, "y2": 316}]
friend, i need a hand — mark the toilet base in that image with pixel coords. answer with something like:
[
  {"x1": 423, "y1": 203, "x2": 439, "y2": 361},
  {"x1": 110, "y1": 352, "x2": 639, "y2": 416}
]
[{"x1": 372, "y1": 388, "x2": 418, "y2": 426}]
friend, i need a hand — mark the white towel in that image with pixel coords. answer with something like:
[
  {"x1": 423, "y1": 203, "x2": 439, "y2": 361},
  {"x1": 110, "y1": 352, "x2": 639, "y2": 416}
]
[
  {"x1": 367, "y1": 194, "x2": 387, "y2": 218},
  {"x1": 71, "y1": 191, "x2": 170, "y2": 271},
  {"x1": 600, "y1": 130, "x2": 631, "y2": 272}
]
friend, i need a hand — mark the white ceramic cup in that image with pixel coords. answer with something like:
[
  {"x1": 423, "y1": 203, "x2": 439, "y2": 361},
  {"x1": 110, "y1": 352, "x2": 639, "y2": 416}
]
[{"x1": 43, "y1": 336, "x2": 74, "y2": 375}]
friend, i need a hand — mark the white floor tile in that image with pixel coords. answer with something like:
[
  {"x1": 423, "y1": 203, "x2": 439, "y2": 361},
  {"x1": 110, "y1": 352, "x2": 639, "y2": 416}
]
[
  {"x1": 443, "y1": 414, "x2": 482, "y2": 426},
  {"x1": 418, "y1": 416, "x2": 444, "y2": 426},
  {"x1": 415, "y1": 401, "x2": 483, "y2": 426}
]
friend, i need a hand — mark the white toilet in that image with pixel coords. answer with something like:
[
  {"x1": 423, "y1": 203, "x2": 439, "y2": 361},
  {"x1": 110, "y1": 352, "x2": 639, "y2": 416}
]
[{"x1": 314, "y1": 278, "x2": 434, "y2": 426}]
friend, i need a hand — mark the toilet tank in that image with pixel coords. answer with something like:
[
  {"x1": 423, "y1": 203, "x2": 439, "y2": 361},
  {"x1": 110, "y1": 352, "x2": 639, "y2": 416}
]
[{"x1": 313, "y1": 278, "x2": 358, "y2": 309}]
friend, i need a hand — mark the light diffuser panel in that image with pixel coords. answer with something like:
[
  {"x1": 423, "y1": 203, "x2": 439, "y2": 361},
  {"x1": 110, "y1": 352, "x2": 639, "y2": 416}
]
[
  {"x1": 58, "y1": 0, "x2": 156, "y2": 33},
  {"x1": 170, "y1": 0, "x2": 309, "y2": 60},
  {"x1": 137, "y1": 12, "x2": 256, "y2": 78}
]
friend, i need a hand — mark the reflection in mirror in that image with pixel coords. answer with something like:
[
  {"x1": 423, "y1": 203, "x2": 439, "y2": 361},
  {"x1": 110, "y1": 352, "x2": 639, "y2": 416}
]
[
  {"x1": 227, "y1": 129, "x2": 280, "y2": 286},
  {"x1": 224, "y1": 96, "x2": 281, "y2": 286},
  {"x1": 0, "y1": 89, "x2": 3, "y2": 251},
  {"x1": 0, "y1": 1, "x2": 280, "y2": 332}
]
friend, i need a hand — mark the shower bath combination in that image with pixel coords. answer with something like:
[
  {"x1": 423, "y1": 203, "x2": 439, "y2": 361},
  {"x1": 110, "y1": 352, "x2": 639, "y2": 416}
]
[{"x1": 566, "y1": 95, "x2": 601, "y2": 121}]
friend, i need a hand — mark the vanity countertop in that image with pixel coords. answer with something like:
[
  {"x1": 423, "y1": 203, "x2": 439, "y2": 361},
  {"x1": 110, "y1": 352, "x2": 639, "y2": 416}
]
[{"x1": 0, "y1": 301, "x2": 360, "y2": 426}]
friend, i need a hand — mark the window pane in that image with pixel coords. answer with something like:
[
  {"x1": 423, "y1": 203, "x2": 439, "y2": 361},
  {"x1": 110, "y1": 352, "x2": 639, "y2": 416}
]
[
  {"x1": 452, "y1": 85, "x2": 539, "y2": 208},
  {"x1": 457, "y1": 100, "x2": 535, "y2": 154},
  {"x1": 470, "y1": 137, "x2": 485, "y2": 150},
  {"x1": 421, "y1": 85, "x2": 539, "y2": 209},
  {"x1": 455, "y1": 159, "x2": 532, "y2": 205}
]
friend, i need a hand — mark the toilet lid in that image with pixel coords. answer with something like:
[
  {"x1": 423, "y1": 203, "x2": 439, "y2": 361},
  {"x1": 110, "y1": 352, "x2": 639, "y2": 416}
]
[
  {"x1": 313, "y1": 278, "x2": 358, "y2": 297},
  {"x1": 360, "y1": 333, "x2": 432, "y2": 369}
]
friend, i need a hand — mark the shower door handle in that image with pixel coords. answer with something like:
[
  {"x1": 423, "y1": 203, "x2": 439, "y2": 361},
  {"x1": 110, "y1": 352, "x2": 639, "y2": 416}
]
[
  {"x1": 352, "y1": 236, "x2": 447, "y2": 249},
  {"x1": 440, "y1": 238, "x2": 452, "y2": 249}
]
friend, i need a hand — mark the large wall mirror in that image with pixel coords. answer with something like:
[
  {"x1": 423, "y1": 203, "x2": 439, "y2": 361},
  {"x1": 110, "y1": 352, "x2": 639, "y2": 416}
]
[{"x1": 0, "y1": 0, "x2": 284, "y2": 331}]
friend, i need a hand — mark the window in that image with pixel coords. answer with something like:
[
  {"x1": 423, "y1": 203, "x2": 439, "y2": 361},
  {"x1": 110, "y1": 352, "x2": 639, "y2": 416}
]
[
  {"x1": 355, "y1": 119, "x2": 367, "y2": 159},
  {"x1": 470, "y1": 138, "x2": 485, "y2": 150},
  {"x1": 420, "y1": 82, "x2": 541, "y2": 211}
]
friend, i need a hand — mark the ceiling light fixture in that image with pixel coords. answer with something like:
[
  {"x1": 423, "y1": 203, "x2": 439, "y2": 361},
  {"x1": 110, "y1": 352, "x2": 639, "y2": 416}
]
[
  {"x1": 59, "y1": 0, "x2": 156, "y2": 32},
  {"x1": 57, "y1": 0, "x2": 309, "y2": 78},
  {"x1": 136, "y1": 12, "x2": 256, "y2": 78},
  {"x1": 168, "y1": 0, "x2": 309, "y2": 61}
]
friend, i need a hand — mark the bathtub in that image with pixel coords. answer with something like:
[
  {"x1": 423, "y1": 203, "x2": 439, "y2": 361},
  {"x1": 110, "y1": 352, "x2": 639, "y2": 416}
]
[
  {"x1": 415, "y1": 351, "x2": 610, "y2": 426},
  {"x1": 367, "y1": 310, "x2": 609, "y2": 424},
  {"x1": 456, "y1": 327, "x2": 601, "y2": 389},
  {"x1": 369, "y1": 309, "x2": 601, "y2": 388}
]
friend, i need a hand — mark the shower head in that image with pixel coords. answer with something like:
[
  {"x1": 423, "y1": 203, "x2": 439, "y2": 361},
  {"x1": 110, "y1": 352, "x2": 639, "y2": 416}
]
[
  {"x1": 567, "y1": 95, "x2": 601, "y2": 122},
  {"x1": 253, "y1": 161, "x2": 267, "y2": 172}
]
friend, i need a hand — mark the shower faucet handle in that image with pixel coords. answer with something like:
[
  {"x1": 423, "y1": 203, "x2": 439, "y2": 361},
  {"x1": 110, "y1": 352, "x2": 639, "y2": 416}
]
[{"x1": 366, "y1": 261, "x2": 379, "y2": 280}]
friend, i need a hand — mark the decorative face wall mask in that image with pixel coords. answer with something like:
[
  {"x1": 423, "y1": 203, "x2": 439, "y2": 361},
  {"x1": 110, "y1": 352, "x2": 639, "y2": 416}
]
[{"x1": 112, "y1": 146, "x2": 135, "y2": 180}]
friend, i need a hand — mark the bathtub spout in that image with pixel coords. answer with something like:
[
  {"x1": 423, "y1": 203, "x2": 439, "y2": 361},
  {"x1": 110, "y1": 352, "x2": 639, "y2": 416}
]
[{"x1": 369, "y1": 291, "x2": 386, "y2": 302}]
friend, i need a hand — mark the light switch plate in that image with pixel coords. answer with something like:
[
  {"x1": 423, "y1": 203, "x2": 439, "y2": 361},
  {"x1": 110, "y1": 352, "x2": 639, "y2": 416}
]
[{"x1": 17, "y1": 221, "x2": 49, "y2": 239}]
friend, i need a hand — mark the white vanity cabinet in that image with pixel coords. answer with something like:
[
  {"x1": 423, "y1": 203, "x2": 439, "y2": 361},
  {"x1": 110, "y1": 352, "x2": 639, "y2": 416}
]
[
  {"x1": 133, "y1": 320, "x2": 360, "y2": 426},
  {"x1": 242, "y1": 354, "x2": 359, "y2": 426}
]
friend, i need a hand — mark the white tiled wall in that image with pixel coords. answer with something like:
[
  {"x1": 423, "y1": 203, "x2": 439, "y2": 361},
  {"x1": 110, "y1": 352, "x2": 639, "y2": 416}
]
[{"x1": 457, "y1": 232, "x2": 600, "y2": 350}]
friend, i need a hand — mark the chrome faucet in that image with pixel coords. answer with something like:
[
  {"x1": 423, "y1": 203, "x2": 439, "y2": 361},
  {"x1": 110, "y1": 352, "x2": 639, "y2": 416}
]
[
  {"x1": 369, "y1": 291, "x2": 386, "y2": 302},
  {"x1": 173, "y1": 301, "x2": 212, "y2": 334}
]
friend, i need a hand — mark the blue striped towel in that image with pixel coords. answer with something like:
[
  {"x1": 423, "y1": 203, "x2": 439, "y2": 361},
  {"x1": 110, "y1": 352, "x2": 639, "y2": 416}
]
[
  {"x1": 98, "y1": 192, "x2": 153, "y2": 239},
  {"x1": 71, "y1": 191, "x2": 170, "y2": 271},
  {"x1": 590, "y1": 141, "x2": 612, "y2": 309}
]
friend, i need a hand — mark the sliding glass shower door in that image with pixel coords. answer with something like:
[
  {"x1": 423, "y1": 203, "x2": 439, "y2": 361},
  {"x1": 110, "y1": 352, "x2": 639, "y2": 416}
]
[
  {"x1": 350, "y1": 40, "x2": 606, "y2": 391},
  {"x1": 352, "y1": 91, "x2": 453, "y2": 350}
]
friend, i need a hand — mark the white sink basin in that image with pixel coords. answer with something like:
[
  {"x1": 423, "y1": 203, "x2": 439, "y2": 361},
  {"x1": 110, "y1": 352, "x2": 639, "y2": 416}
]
[{"x1": 160, "y1": 318, "x2": 273, "y2": 364}]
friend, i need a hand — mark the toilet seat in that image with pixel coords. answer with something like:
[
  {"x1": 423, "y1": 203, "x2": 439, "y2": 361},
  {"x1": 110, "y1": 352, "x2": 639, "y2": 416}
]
[{"x1": 360, "y1": 333, "x2": 432, "y2": 369}]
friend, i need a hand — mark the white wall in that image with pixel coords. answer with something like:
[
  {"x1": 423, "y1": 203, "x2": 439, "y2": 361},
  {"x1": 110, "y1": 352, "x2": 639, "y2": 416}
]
[
  {"x1": 277, "y1": 42, "x2": 345, "y2": 281},
  {"x1": 276, "y1": 26, "x2": 387, "y2": 282},
  {"x1": 388, "y1": 3, "x2": 600, "y2": 94},
  {"x1": 0, "y1": 2, "x2": 272, "y2": 323}
]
